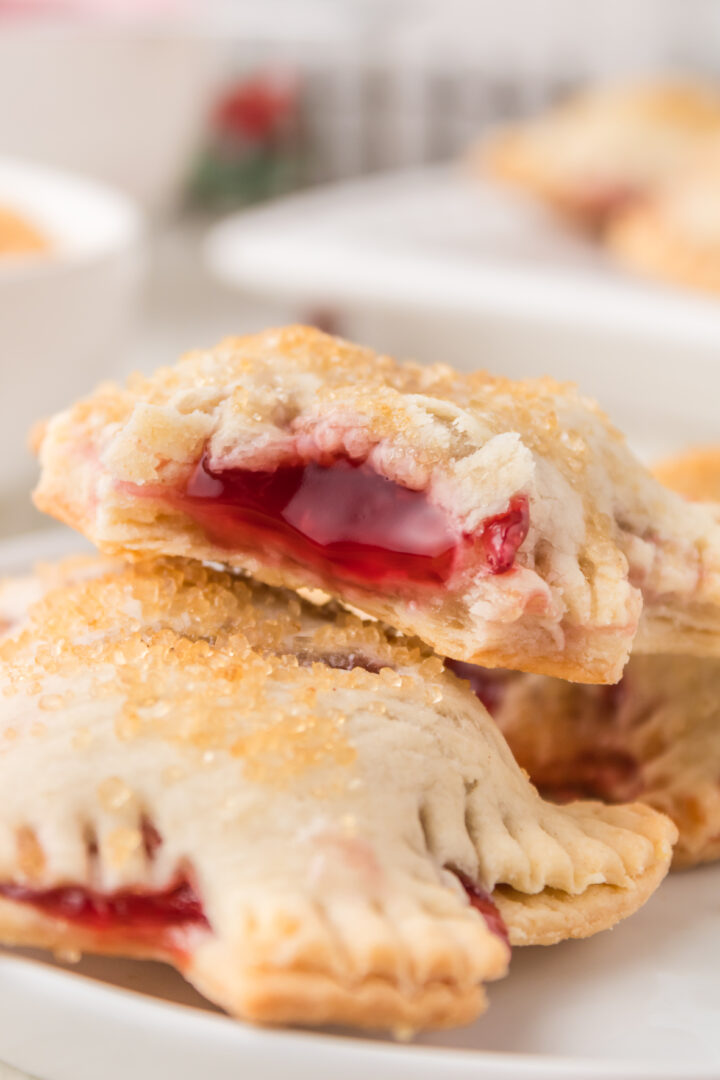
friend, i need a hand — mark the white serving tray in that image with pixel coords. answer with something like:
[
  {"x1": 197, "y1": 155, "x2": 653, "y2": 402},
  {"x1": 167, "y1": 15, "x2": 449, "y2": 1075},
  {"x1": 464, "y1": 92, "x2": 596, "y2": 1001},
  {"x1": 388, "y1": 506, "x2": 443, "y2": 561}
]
[
  {"x1": 205, "y1": 165, "x2": 720, "y2": 454},
  {"x1": 0, "y1": 527, "x2": 718, "y2": 1080}
]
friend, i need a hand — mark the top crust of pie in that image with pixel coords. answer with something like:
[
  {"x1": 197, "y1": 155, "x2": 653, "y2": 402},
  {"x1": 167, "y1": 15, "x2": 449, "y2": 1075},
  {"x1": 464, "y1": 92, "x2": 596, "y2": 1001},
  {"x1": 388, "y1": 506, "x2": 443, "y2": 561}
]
[{"x1": 32, "y1": 326, "x2": 720, "y2": 683}]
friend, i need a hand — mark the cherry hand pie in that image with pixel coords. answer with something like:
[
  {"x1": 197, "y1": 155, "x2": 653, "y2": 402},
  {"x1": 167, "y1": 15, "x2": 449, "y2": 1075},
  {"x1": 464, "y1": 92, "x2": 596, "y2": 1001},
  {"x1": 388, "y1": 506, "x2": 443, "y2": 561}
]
[
  {"x1": 33, "y1": 326, "x2": 720, "y2": 684},
  {"x1": 480, "y1": 81, "x2": 720, "y2": 231},
  {"x1": 457, "y1": 448, "x2": 720, "y2": 869},
  {"x1": 0, "y1": 557, "x2": 675, "y2": 1031}
]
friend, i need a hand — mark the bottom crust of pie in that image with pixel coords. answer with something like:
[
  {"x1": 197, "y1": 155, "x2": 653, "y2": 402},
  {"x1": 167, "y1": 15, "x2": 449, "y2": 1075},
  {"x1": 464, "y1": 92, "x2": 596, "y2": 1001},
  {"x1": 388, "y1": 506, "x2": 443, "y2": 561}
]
[
  {"x1": 456, "y1": 634, "x2": 628, "y2": 686},
  {"x1": 495, "y1": 842, "x2": 672, "y2": 947},
  {"x1": 190, "y1": 962, "x2": 487, "y2": 1033},
  {"x1": 0, "y1": 800, "x2": 674, "y2": 1028},
  {"x1": 0, "y1": 896, "x2": 489, "y2": 1033},
  {"x1": 61, "y1": 520, "x2": 633, "y2": 685}
]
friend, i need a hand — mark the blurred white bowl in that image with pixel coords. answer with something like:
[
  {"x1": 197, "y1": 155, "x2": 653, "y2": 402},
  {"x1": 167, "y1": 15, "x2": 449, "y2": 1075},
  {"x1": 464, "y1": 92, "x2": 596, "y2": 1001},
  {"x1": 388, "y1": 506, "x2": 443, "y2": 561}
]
[
  {"x1": 0, "y1": 157, "x2": 142, "y2": 496},
  {"x1": 0, "y1": 24, "x2": 217, "y2": 212}
]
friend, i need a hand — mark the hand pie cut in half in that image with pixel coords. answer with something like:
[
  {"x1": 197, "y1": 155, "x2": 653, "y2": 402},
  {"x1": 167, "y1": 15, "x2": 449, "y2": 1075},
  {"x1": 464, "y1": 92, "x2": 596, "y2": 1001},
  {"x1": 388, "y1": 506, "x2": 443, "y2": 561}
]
[
  {"x1": 451, "y1": 448, "x2": 720, "y2": 869},
  {"x1": 480, "y1": 81, "x2": 720, "y2": 231},
  {"x1": 33, "y1": 326, "x2": 720, "y2": 684},
  {"x1": 0, "y1": 557, "x2": 675, "y2": 1032},
  {"x1": 607, "y1": 146, "x2": 720, "y2": 295}
]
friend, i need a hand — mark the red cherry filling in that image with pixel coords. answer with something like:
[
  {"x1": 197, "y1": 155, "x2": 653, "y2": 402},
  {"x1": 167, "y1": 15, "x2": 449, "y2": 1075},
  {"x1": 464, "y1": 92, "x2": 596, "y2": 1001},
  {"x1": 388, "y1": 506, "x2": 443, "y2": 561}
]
[
  {"x1": 0, "y1": 880, "x2": 208, "y2": 935},
  {"x1": 454, "y1": 871, "x2": 510, "y2": 947},
  {"x1": 480, "y1": 497, "x2": 530, "y2": 575},
  {"x1": 532, "y1": 750, "x2": 642, "y2": 805},
  {"x1": 179, "y1": 455, "x2": 458, "y2": 586},
  {"x1": 169, "y1": 454, "x2": 529, "y2": 589}
]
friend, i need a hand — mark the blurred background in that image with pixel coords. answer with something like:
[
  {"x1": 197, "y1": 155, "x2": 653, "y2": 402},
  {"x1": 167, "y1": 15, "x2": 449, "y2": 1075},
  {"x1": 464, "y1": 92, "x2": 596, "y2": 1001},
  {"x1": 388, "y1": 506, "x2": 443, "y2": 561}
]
[{"x1": 2, "y1": 0, "x2": 720, "y2": 536}]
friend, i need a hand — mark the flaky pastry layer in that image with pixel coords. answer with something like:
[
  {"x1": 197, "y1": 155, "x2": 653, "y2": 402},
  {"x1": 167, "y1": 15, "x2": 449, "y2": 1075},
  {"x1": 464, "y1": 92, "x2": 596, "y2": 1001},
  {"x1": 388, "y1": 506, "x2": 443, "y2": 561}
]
[{"x1": 33, "y1": 326, "x2": 720, "y2": 683}]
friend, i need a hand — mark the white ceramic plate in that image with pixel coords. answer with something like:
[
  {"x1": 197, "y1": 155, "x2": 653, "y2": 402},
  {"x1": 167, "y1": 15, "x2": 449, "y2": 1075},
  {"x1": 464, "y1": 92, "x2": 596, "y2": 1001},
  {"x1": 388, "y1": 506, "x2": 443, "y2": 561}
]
[
  {"x1": 205, "y1": 165, "x2": 720, "y2": 452},
  {"x1": 206, "y1": 164, "x2": 720, "y2": 342},
  {"x1": 0, "y1": 527, "x2": 718, "y2": 1079}
]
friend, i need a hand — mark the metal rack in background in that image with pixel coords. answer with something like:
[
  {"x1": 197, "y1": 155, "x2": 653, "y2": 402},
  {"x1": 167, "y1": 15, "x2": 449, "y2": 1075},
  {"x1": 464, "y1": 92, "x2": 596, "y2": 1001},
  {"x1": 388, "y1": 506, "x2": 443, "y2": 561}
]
[
  {"x1": 295, "y1": 65, "x2": 583, "y2": 184},
  {"x1": 204, "y1": 0, "x2": 720, "y2": 199}
]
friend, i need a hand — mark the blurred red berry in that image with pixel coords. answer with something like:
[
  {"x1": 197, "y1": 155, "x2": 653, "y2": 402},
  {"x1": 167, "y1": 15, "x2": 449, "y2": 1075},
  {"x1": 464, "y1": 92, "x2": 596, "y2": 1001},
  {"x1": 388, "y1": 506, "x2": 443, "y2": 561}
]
[{"x1": 214, "y1": 76, "x2": 296, "y2": 142}]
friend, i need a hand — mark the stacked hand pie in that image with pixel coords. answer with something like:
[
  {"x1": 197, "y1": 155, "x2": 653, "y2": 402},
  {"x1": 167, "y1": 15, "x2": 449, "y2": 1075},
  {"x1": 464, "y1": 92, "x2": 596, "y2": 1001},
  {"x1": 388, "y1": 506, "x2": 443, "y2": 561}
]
[
  {"x1": 462, "y1": 447, "x2": 720, "y2": 869},
  {"x1": 479, "y1": 79, "x2": 720, "y2": 295},
  {"x1": 7, "y1": 325, "x2": 717, "y2": 1034}
]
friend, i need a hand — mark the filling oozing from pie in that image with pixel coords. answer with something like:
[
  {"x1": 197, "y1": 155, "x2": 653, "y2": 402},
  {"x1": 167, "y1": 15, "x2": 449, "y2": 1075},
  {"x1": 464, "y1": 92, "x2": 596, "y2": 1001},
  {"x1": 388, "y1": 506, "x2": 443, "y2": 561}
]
[
  {"x1": 0, "y1": 879, "x2": 208, "y2": 936},
  {"x1": 167, "y1": 454, "x2": 529, "y2": 590},
  {"x1": 454, "y1": 871, "x2": 510, "y2": 947}
]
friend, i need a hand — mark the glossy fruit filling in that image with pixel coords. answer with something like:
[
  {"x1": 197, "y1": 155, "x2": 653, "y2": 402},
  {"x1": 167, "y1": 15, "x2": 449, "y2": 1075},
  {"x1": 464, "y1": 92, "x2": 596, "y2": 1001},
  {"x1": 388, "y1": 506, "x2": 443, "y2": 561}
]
[
  {"x1": 171, "y1": 454, "x2": 529, "y2": 589},
  {"x1": 0, "y1": 880, "x2": 208, "y2": 934},
  {"x1": 454, "y1": 871, "x2": 510, "y2": 947}
]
